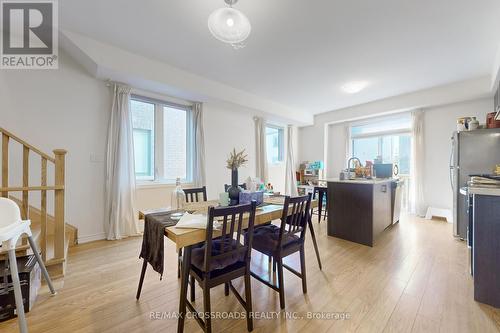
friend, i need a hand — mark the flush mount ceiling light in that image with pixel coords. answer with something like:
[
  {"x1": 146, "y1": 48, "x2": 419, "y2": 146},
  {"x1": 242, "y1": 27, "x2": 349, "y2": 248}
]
[
  {"x1": 208, "y1": 0, "x2": 251, "y2": 49},
  {"x1": 341, "y1": 81, "x2": 369, "y2": 94}
]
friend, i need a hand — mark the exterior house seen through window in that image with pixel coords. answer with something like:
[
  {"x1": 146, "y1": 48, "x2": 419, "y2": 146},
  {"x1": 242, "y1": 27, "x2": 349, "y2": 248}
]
[{"x1": 131, "y1": 96, "x2": 193, "y2": 183}]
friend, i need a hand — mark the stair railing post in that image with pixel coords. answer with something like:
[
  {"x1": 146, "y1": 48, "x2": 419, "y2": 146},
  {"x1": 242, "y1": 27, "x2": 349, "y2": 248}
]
[{"x1": 53, "y1": 149, "x2": 67, "y2": 262}]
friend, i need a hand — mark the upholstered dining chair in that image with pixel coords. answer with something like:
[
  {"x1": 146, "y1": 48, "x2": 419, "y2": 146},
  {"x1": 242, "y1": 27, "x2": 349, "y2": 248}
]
[
  {"x1": 0, "y1": 198, "x2": 57, "y2": 333},
  {"x1": 179, "y1": 201, "x2": 257, "y2": 333},
  {"x1": 248, "y1": 194, "x2": 311, "y2": 309},
  {"x1": 177, "y1": 186, "x2": 208, "y2": 278}
]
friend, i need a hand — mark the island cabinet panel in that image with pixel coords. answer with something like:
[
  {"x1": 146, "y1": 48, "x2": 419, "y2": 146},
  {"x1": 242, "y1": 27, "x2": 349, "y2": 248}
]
[
  {"x1": 327, "y1": 179, "x2": 395, "y2": 247},
  {"x1": 328, "y1": 182, "x2": 374, "y2": 246}
]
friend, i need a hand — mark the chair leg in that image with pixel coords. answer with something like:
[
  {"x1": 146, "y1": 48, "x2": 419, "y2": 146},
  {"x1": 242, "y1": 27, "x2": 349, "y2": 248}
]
[
  {"x1": 300, "y1": 246, "x2": 307, "y2": 294},
  {"x1": 244, "y1": 272, "x2": 254, "y2": 331},
  {"x1": 177, "y1": 248, "x2": 182, "y2": 279},
  {"x1": 307, "y1": 217, "x2": 323, "y2": 270},
  {"x1": 7, "y1": 250, "x2": 28, "y2": 333},
  {"x1": 190, "y1": 276, "x2": 196, "y2": 302},
  {"x1": 136, "y1": 259, "x2": 147, "y2": 300},
  {"x1": 276, "y1": 257, "x2": 285, "y2": 309},
  {"x1": 27, "y1": 236, "x2": 56, "y2": 295},
  {"x1": 272, "y1": 257, "x2": 277, "y2": 273},
  {"x1": 224, "y1": 282, "x2": 230, "y2": 296},
  {"x1": 203, "y1": 284, "x2": 212, "y2": 333}
]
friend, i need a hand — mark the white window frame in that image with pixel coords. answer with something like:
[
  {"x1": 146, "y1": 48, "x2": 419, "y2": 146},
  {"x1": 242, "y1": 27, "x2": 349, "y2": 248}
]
[
  {"x1": 348, "y1": 115, "x2": 412, "y2": 176},
  {"x1": 266, "y1": 124, "x2": 285, "y2": 164},
  {"x1": 131, "y1": 94, "x2": 194, "y2": 185}
]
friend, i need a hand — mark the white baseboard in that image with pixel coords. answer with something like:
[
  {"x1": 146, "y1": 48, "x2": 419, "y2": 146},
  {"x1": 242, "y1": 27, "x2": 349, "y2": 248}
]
[
  {"x1": 77, "y1": 232, "x2": 106, "y2": 244},
  {"x1": 425, "y1": 207, "x2": 453, "y2": 223}
]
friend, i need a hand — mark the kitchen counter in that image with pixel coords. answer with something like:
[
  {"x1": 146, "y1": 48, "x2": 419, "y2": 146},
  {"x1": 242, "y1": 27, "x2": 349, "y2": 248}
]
[
  {"x1": 327, "y1": 178, "x2": 398, "y2": 247},
  {"x1": 324, "y1": 178, "x2": 396, "y2": 185}
]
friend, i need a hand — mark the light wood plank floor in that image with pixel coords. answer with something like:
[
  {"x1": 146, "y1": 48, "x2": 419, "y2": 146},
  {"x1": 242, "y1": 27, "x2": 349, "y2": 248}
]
[{"x1": 1, "y1": 214, "x2": 499, "y2": 333}]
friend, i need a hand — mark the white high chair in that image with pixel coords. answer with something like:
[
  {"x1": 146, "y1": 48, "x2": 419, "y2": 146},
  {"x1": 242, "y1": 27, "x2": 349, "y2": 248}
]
[{"x1": 0, "y1": 198, "x2": 56, "y2": 333}]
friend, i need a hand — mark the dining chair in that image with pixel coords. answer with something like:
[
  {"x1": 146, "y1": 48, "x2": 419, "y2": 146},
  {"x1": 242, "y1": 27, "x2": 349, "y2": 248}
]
[
  {"x1": 224, "y1": 183, "x2": 247, "y2": 192},
  {"x1": 0, "y1": 198, "x2": 57, "y2": 333},
  {"x1": 248, "y1": 194, "x2": 311, "y2": 309},
  {"x1": 183, "y1": 186, "x2": 208, "y2": 203},
  {"x1": 177, "y1": 186, "x2": 209, "y2": 279},
  {"x1": 313, "y1": 186, "x2": 328, "y2": 222},
  {"x1": 180, "y1": 201, "x2": 257, "y2": 333}
]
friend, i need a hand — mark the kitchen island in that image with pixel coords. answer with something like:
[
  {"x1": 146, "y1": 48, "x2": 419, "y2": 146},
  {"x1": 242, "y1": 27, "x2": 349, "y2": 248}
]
[{"x1": 327, "y1": 178, "x2": 397, "y2": 247}]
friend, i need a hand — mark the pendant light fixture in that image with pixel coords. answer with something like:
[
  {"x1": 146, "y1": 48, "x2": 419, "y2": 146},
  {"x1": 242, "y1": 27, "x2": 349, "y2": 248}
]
[{"x1": 208, "y1": 0, "x2": 251, "y2": 49}]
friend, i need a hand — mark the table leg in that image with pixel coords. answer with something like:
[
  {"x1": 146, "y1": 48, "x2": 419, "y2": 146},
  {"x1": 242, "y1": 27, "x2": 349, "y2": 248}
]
[
  {"x1": 178, "y1": 245, "x2": 192, "y2": 333},
  {"x1": 136, "y1": 259, "x2": 148, "y2": 300},
  {"x1": 308, "y1": 216, "x2": 322, "y2": 270}
]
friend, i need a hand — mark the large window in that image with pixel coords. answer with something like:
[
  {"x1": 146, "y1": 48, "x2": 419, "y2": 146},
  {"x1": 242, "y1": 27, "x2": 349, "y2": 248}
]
[
  {"x1": 350, "y1": 114, "x2": 411, "y2": 175},
  {"x1": 131, "y1": 96, "x2": 193, "y2": 183},
  {"x1": 266, "y1": 125, "x2": 284, "y2": 164}
]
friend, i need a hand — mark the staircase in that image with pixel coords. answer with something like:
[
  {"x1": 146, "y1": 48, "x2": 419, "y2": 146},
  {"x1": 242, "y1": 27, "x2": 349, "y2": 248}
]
[{"x1": 0, "y1": 127, "x2": 76, "y2": 279}]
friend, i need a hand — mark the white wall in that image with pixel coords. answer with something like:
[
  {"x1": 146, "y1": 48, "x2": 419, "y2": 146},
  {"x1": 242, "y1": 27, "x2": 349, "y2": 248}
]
[
  {"x1": 0, "y1": 52, "x2": 111, "y2": 242},
  {"x1": 298, "y1": 97, "x2": 494, "y2": 213},
  {"x1": 1, "y1": 51, "x2": 288, "y2": 242}
]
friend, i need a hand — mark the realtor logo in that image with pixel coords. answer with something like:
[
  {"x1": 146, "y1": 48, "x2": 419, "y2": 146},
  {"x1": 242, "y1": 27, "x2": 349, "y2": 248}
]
[{"x1": 1, "y1": 0, "x2": 58, "y2": 69}]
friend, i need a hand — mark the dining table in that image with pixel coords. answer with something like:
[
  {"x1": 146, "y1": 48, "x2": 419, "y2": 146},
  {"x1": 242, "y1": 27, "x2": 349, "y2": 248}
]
[{"x1": 137, "y1": 196, "x2": 321, "y2": 333}]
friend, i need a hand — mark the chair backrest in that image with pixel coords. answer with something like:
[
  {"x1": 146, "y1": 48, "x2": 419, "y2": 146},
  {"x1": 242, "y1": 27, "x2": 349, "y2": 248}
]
[
  {"x1": 224, "y1": 183, "x2": 247, "y2": 192},
  {"x1": 183, "y1": 186, "x2": 207, "y2": 203},
  {"x1": 0, "y1": 198, "x2": 22, "y2": 228},
  {"x1": 203, "y1": 201, "x2": 257, "y2": 272},
  {"x1": 278, "y1": 194, "x2": 312, "y2": 246}
]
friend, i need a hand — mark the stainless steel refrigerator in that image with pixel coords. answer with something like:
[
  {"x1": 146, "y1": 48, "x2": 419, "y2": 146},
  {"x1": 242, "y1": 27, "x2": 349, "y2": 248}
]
[{"x1": 450, "y1": 128, "x2": 500, "y2": 239}]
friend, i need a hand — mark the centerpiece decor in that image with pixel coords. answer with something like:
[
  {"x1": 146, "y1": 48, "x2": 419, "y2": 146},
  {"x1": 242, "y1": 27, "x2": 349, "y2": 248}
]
[{"x1": 226, "y1": 148, "x2": 248, "y2": 205}]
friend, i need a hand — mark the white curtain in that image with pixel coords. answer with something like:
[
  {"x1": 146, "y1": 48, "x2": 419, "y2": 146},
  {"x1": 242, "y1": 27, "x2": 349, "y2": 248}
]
[
  {"x1": 104, "y1": 83, "x2": 140, "y2": 240},
  {"x1": 192, "y1": 103, "x2": 206, "y2": 187},
  {"x1": 285, "y1": 125, "x2": 298, "y2": 196},
  {"x1": 409, "y1": 109, "x2": 426, "y2": 216},
  {"x1": 254, "y1": 116, "x2": 268, "y2": 182}
]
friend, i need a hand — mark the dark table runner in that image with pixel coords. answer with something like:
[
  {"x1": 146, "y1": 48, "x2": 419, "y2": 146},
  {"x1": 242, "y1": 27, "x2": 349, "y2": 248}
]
[{"x1": 139, "y1": 210, "x2": 183, "y2": 279}]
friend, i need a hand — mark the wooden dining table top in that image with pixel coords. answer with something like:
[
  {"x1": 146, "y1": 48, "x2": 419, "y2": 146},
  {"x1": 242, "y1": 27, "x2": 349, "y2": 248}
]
[{"x1": 138, "y1": 197, "x2": 318, "y2": 250}]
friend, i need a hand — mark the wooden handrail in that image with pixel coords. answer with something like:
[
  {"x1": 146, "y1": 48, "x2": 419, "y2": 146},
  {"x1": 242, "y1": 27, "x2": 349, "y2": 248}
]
[
  {"x1": 0, "y1": 186, "x2": 64, "y2": 192},
  {"x1": 0, "y1": 127, "x2": 67, "y2": 277},
  {"x1": 0, "y1": 127, "x2": 56, "y2": 163}
]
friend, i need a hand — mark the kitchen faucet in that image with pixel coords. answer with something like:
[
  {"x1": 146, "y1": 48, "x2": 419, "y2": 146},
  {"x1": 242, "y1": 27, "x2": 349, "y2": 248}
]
[{"x1": 347, "y1": 157, "x2": 361, "y2": 171}]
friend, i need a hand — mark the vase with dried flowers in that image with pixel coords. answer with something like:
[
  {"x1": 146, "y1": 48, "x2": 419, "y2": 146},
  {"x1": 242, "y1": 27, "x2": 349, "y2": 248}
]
[{"x1": 226, "y1": 148, "x2": 248, "y2": 205}]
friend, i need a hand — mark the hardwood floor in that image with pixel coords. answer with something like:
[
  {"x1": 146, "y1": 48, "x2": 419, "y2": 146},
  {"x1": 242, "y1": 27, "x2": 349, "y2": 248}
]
[{"x1": 1, "y1": 214, "x2": 499, "y2": 333}]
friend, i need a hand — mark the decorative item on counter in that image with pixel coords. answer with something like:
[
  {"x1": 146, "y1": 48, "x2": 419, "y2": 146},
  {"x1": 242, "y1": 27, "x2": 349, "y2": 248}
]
[
  {"x1": 468, "y1": 117, "x2": 480, "y2": 130},
  {"x1": 170, "y1": 177, "x2": 186, "y2": 210},
  {"x1": 486, "y1": 112, "x2": 500, "y2": 129},
  {"x1": 265, "y1": 182, "x2": 274, "y2": 193},
  {"x1": 219, "y1": 192, "x2": 229, "y2": 207},
  {"x1": 239, "y1": 190, "x2": 264, "y2": 205},
  {"x1": 226, "y1": 148, "x2": 248, "y2": 205},
  {"x1": 457, "y1": 117, "x2": 469, "y2": 131}
]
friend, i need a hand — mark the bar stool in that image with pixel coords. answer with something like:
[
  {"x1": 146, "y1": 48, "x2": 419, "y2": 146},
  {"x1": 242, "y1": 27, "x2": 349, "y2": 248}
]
[{"x1": 313, "y1": 186, "x2": 328, "y2": 222}]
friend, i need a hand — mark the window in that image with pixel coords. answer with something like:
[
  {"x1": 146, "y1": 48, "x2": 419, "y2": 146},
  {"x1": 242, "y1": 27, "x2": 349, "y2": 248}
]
[
  {"x1": 131, "y1": 96, "x2": 193, "y2": 183},
  {"x1": 266, "y1": 125, "x2": 284, "y2": 164},
  {"x1": 350, "y1": 114, "x2": 411, "y2": 175}
]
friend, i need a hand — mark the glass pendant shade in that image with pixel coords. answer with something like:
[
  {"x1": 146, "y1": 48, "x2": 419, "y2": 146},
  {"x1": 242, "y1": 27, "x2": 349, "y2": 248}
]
[{"x1": 208, "y1": 7, "x2": 251, "y2": 45}]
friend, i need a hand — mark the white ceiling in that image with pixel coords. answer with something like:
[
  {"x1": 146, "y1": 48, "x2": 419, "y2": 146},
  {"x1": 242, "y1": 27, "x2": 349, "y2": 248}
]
[{"x1": 60, "y1": 0, "x2": 500, "y2": 115}]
